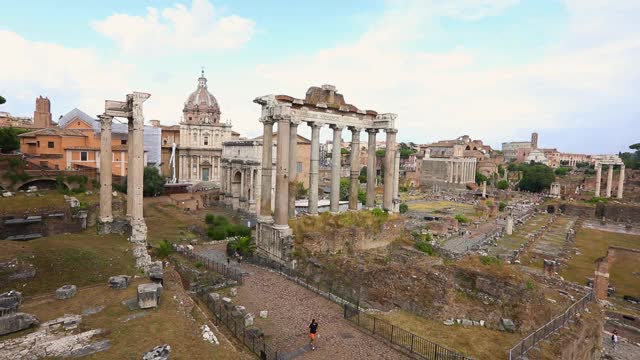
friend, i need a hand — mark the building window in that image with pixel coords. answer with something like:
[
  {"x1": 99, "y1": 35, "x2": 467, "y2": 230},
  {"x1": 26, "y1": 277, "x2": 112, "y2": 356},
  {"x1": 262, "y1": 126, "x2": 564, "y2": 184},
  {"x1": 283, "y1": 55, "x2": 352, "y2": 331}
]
[
  {"x1": 121, "y1": 139, "x2": 127, "y2": 145},
  {"x1": 297, "y1": 162, "x2": 303, "y2": 173},
  {"x1": 204, "y1": 136, "x2": 209, "y2": 146},
  {"x1": 48, "y1": 141, "x2": 54, "y2": 148},
  {"x1": 80, "y1": 151, "x2": 88, "y2": 161}
]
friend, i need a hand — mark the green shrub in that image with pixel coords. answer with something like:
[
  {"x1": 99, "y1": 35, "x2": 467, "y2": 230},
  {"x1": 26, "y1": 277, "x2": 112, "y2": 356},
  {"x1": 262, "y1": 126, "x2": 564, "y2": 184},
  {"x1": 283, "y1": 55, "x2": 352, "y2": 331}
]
[
  {"x1": 586, "y1": 196, "x2": 608, "y2": 204},
  {"x1": 207, "y1": 227, "x2": 227, "y2": 240},
  {"x1": 194, "y1": 261, "x2": 204, "y2": 268},
  {"x1": 226, "y1": 224, "x2": 251, "y2": 237},
  {"x1": 371, "y1": 208, "x2": 387, "y2": 218},
  {"x1": 499, "y1": 202, "x2": 507, "y2": 212},
  {"x1": 205, "y1": 213, "x2": 215, "y2": 224},
  {"x1": 227, "y1": 236, "x2": 256, "y2": 257},
  {"x1": 480, "y1": 256, "x2": 501, "y2": 266},
  {"x1": 212, "y1": 216, "x2": 229, "y2": 227},
  {"x1": 454, "y1": 214, "x2": 470, "y2": 224},
  {"x1": 415, "y1": 241, "x2": 434, "y2": 255},
  {"x1": 399, "y1": 203, "x2": 409, "y2": 213},
  {"x1": 156, "y1": 240, "x2": 174, "y2": 258},
  {"x1": 497, "y1": 180, "x2": 509, "y2": 190},
  {"x1": 526, "y1": 279, "x2": 535, "y2": 290}
]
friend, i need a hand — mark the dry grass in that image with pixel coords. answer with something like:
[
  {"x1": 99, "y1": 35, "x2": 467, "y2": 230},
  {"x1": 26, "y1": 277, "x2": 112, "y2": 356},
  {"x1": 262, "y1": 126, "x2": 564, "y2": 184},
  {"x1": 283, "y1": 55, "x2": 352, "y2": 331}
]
[
  {"x1": 15, "y1": 271, "x2": 248, "y2": 359},
  {"x1": 407, "y1": 201, "x2": 475, "y2": 215},
  {"x1": 0, "y1": 230, "x2": 136, "y2": 296},
  {"x1": 561, "y1": 228, "x2": 640, "y2": 298},
  {"x1": 379, "y1": 309, "x2": 521, "y2": 360},
  {"x1": 289, "y1": 210, "x2": 396, "y2": 241}
]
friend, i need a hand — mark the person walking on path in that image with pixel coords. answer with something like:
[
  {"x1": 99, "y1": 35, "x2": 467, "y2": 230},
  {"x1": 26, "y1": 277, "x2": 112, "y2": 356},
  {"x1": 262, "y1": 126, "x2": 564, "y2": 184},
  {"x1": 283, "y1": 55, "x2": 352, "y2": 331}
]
[
  {"x1": 309, "y1": 319, "x2": 319, "y2": 350},
  {"x1": 612, "y1": 330, "x2": 619, "y2": 350}
]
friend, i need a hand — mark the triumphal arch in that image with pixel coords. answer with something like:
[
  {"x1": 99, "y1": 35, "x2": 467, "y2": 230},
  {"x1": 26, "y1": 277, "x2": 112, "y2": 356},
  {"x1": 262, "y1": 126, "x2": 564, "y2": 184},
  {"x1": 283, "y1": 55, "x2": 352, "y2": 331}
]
[{"x1": 253, "y1": 84, "x2": 399, "y2": 264}]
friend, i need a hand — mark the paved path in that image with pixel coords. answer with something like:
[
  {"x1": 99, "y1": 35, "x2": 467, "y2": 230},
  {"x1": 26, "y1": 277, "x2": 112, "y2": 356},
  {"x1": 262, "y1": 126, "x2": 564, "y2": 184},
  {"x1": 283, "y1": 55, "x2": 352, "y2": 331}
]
[
  {"x1": 601, "y1": 333, "x2": 640, "y2": 360},
  {"x1": 197, "y1": 245, "x2": 407, "y2": 360}
]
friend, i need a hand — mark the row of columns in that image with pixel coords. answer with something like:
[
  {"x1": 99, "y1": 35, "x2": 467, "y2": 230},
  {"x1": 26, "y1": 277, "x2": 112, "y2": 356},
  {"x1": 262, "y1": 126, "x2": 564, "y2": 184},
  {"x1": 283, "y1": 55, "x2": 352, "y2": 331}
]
[
  {"x1": 178, "y1": 154, "x2": 221, "y2": 182},
  {"x1": 98, "y1": 92, "x2": 150, "y2": 229},
  {"x1": 259, "y1": 116, "x2": 399, "y2": 228},
  {"x1": 595, "y1": 163, "x2": 625, "y2": 199},
  {"x1": 446, "y1": 158, "x2": 476, "y2": 184}
]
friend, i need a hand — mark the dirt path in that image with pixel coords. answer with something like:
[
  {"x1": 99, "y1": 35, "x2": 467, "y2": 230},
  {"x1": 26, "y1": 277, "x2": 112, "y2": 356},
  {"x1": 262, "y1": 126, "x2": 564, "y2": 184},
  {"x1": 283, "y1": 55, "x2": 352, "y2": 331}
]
[{"x1": 197, "y1": 245, "x2": 407, "y2": 360}]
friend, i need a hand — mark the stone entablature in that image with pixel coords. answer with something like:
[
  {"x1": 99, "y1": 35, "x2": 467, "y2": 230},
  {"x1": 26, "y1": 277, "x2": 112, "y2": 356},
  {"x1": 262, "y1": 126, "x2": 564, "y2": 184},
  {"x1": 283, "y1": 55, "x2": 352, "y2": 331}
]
[{"x1": 593, "y1": 155, "x2": 625, "y2": 199}]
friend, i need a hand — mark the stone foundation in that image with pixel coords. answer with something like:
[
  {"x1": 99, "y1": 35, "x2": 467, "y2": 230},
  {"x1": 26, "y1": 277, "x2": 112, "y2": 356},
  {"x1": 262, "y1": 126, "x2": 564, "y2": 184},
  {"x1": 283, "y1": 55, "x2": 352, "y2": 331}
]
[
  {"x1": 256, "y1": 221, "x2": 294, "y2": 264},
  {"x1": 0, "y1": 313, "x2": 39, "y2": 336}
]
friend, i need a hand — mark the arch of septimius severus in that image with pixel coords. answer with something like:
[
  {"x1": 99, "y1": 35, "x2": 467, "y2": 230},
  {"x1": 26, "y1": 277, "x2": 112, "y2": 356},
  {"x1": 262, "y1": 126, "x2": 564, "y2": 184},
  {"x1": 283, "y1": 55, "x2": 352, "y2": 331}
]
[{"x1": 253, "y1": 85, "x2": 400, "y2": 263}]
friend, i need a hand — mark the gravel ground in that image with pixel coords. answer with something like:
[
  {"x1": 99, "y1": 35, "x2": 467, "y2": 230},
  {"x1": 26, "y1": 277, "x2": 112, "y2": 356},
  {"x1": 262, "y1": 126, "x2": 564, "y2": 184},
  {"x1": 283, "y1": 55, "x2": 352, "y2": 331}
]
[
  {"x1": 197, "y1": 245, "x2": 408, "y2": 360},
  {"x1": 601, "y1": 333, "x2": 640, "y2": 360}
]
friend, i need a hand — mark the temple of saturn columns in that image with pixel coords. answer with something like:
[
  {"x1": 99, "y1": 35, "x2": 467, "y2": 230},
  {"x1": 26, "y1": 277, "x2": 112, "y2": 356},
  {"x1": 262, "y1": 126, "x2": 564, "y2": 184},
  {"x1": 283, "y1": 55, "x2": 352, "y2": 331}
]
[
  {"x1": 253, "y1": 85, "x2": 399, "y2": 263},
  {"x1": 593, "y1": 155, "x2": 625, "y2": 199},
  {"x1": 97, "y1": 92, "x2": 153, "y2": 270}
]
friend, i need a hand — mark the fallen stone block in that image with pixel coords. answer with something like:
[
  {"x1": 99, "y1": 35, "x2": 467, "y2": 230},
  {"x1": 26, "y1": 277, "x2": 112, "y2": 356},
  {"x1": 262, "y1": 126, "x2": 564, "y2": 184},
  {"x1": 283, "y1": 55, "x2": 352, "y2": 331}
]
[
  {"x1": 244, "y1": 313, "x2": 254, "y2": 327},
  {"x1": 0, "y1": 312, "x2": 39, "y2": 336},
  {"x1": 148, "y1": 265, "x2": 163, "y2": 284},
  {"x1": 109, "y1": 275, "x2": 130, "y2": 290},
  {"x1": 137, "y1": 283, "x2": 163, "y2": 309},
  {"x1": 143, "y1": 344, "x2": 171, "y2": 360},
  {"x1": 231, "y1": 306, "x2": 246, "y2": 318},
  {"x1": 56, "y1": 285, "x2": 77, "y2": 300},
  {"x1": 461, "y1": 319, "x2": 473, "y2": 327},
  {"x1": 0, "y1": 290, "x2": 22, "y2": 314},
  {"x1": 62, "y1": 314, "x2": 82, "y2": 330},
  {"x1": 443, "y1": 319, "x2": 455, "y2": 326},
  {"x1": 82, "y1": 305, "x2": 106, "y2": 316},
  {"x1": 208, "y1": 293, "x2": 220, "y2": 304},
  {"x1": 222, "y1": 297, "x2": 232, "y2": 310},
  {"x1": 259, "y1": 310, "x2": 268, "y2": 319},
  {"x1": 501, "y1": 318, "x2": 516, "y2": 332}
]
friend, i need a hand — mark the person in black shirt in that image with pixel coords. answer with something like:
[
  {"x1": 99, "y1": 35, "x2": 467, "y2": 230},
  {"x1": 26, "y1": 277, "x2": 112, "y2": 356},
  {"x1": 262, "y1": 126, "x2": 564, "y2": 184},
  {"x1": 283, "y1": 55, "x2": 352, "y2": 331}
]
[{"x1": 309, "y1": 319, "x2": 319, "y2": 350}]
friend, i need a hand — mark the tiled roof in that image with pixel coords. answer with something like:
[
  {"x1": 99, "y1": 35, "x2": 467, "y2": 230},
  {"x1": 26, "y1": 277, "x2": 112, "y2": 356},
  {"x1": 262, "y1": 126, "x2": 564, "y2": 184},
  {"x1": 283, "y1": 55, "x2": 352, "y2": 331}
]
[{"x1": 18, "y1": 128, "x2": 86, "y2": 137}]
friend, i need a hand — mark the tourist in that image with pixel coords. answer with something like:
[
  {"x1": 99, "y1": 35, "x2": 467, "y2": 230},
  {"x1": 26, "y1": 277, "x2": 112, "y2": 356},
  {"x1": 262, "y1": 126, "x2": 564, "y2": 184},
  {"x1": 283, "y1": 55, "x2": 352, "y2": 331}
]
[
  {"x1": 309, "y1": 319, "x2": 319, "y2": 350},
  {"x1": 227, "y1": 257, "x2": 230, "y2": 265},
  {"x1": 238, "y1": 254, "x2": 243, "y2": 264},
  {"x1": 612, "y1": 330, "x2": 619, "y2": 349}
]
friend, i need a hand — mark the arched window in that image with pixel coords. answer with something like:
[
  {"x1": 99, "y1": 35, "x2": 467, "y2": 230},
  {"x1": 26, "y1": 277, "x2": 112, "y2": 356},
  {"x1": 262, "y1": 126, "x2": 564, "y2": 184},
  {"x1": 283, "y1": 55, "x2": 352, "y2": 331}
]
[{"x1": 203, "y1": 133, "x2": 209, "y2": 146}]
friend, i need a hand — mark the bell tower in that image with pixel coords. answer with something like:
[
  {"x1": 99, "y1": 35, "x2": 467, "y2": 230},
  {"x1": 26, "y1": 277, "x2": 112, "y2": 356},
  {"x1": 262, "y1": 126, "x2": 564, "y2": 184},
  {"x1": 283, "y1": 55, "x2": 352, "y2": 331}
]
[{"x1": 34, "y1": 96, "x2": 52, "y2": 128}]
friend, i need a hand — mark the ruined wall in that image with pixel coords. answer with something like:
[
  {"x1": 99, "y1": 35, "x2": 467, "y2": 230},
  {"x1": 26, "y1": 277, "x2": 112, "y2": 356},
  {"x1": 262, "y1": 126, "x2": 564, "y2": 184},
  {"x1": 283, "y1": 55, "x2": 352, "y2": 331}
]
[
  {"x1": 595, "y1": 203, "x2": 640, "y2": 223},
  {"x1": 300, "y1": 218, "x2": 404, "y2": 254},
  {"x1": 560, "y1": 203, "x2": 595, "y2": 217}
]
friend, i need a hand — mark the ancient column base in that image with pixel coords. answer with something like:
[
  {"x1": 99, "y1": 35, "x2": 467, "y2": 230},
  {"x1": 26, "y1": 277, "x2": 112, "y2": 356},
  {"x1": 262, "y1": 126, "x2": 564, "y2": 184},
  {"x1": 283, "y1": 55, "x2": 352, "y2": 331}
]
[
  {"x1": 256, "y1": 221, "x2": 294, "y2": 265},
  {"x1": 97, "y1": 218, "x2": 113, "y2": 235}
]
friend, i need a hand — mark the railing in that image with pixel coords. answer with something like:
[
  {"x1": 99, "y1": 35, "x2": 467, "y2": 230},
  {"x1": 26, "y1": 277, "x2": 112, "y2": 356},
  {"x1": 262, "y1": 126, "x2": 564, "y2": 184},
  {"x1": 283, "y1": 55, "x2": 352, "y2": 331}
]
[
  {"x1": 175, "y1": 247, "x2": 244, "y2": 285},
  {"x1": 508, "y1": 291, "x2": 594, "y2": 360},
  {"x1": 249, "y1": 255, "x2": 472, "y2": 360},
  {"x1": 202, "y1": 292, "x2": 281, "y2": 360},
  {"x1": 344, "y1": 303, "x2": 472, "y2": 360}
]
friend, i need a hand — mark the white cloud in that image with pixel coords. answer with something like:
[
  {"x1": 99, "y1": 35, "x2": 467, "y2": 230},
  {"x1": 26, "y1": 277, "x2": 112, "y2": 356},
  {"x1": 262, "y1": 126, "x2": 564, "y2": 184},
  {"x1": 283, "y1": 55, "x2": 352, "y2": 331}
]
[
  {"x1": 92, "y1": 0, "x2": 255, "y2": 55},
  {"x1": 0, "y1": 30, "x2": 135, "y2": 117},
  {"x1": 251, "y1": 0, "x2": 640, "y2": 150}
]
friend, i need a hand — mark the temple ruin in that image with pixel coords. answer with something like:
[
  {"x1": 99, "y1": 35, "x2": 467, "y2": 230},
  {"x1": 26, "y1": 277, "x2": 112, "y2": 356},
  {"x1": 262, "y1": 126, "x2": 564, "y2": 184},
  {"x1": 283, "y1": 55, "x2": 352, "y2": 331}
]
[
  {"x1": 593, "y1": 155, "x2": 625, "y2": 199},
  {"x1": 97, "y1": 92, "x2": 152, "y2": 270},
  {"x1": 253, "y1": 85, "x2": 399, "y2": 263}
]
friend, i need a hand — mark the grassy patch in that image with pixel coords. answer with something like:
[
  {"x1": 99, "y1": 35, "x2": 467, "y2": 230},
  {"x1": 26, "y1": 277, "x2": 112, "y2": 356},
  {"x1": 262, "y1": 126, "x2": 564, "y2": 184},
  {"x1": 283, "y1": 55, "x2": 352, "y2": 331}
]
[
  {"x1": 289, "y1": 210, "x2": 396, "y2": 240},
  {"x1": 0, "y1": 191, "x2": 99, "y2": 215},
  {"x1": 0, "y1": 230, "x2": 135, "y2": 296},
  {"x1": 14, "y1": 273, "x2": 246, "y2": 359},
  {"x1": 561, "y1": 228, "x2": 640, "y2": 298},
  {"x1": 379, "y1": 309, "x2": 520, "y2": 360}
]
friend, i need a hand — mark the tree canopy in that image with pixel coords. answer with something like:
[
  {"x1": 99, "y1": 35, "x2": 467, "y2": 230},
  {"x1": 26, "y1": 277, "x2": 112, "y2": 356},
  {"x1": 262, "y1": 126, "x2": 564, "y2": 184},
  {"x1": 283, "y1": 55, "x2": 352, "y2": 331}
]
[
  {"x1": 620, "y1": 143, "x2": 640, "y2": 170},
  {"x1": 0, "y1": 96, "x2": 6, "y2": 105},
  {"x1": 518, "y1": 163, "x2": 555, "y2": 193},
  {"x1": 0, "y1": 127, "x2": 25, "y2": 153},
  {"x1": 143, "y1": 166, "x2": 166, "y2": 197}
]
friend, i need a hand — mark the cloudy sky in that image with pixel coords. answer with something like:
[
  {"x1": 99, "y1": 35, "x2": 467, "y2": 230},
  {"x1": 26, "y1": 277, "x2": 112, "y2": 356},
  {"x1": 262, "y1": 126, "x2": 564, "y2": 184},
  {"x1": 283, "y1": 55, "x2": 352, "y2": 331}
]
[{"x1": 1, "y1": 0, "x2": 638, "y2": 153}]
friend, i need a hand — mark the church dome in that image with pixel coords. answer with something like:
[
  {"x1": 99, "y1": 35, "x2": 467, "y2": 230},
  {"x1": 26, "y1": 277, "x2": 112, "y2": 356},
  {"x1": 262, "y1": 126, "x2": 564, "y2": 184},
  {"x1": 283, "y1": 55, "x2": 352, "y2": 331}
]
[{"x1": 183, "y1": 70, "x2": 221, "y2": 123}]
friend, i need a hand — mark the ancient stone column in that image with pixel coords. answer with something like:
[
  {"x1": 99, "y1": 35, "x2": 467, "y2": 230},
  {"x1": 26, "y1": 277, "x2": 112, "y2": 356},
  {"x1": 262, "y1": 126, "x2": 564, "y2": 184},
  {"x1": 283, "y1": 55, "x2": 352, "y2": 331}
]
[
  {"x1": 383, "y1": 129, "x2": 397, "y2": 210},
  {"x1": 506, "y1": 215, "x2": 514, "y2": 235},
  {"x1": 617, "y1": 164, "x2": 625, "y2": 199},
  {"x1": 448, "y1": 161, "x2": 453, "y2": 183},
  {"x1": 98, "y1": 114, "x2": 114, "y2": 225},
  {"x1": 462, "y1": 160, "x2": 468, "y2": 183},
  {"x1": 288, "y1": 122, "x2": 299, "y2": 217},
  {"x1": 330, "y1": 125, "x2": 343, "y2": 213},
  {"x1": 259, "y1": 119, "x2": 274, "y2": 220},
  {"x1": 482, "y1": 180, "x2": 487, "y2": 198},
  {"x1": 392, "y1": 148, "x2": 400, "y2": 212},
  {"x1": 595, "y1": 164, "x2": 602, "y2": 197},
  {"x1": 126, "y1": 120, "x2": 134, "y2": 218},
  {"x1": 240, "y1": 166, "x2": 245, "y2": 201},
  {"x1": 606, "y1": 164, "x2": 613, "y2": 198},
  {"x1": 348, "y1": 127, "x2": 361, "y2": 211},
  {"x1": 308, "y1": 122, "x2": 321, "y2": 215},
  {"x1": 130, "y1": 92, "x2": 150, "y2": 224},
  {"x1": 366, "y1": 129, "x2": 377, "y2": 208},
  {"x1": 274, "y1": 118, "x2": 290, "y2": 227}
]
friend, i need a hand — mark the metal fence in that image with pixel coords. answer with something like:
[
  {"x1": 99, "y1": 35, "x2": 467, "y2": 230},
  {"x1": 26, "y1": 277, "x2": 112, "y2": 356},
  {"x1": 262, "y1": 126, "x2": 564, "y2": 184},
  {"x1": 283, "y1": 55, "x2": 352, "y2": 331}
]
[
  {"x1": 508, "y1": 291, "x2": 594, "y2": 360},
  {"x1": 176, "y1": 247, "x2": 244, "y2": 285},
  {"x1": 344, "y1": 303, "x2": 473, "y2": 360},
  {"x1": 201, "y1": 289, "x2": 281, "y2": 359}
]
